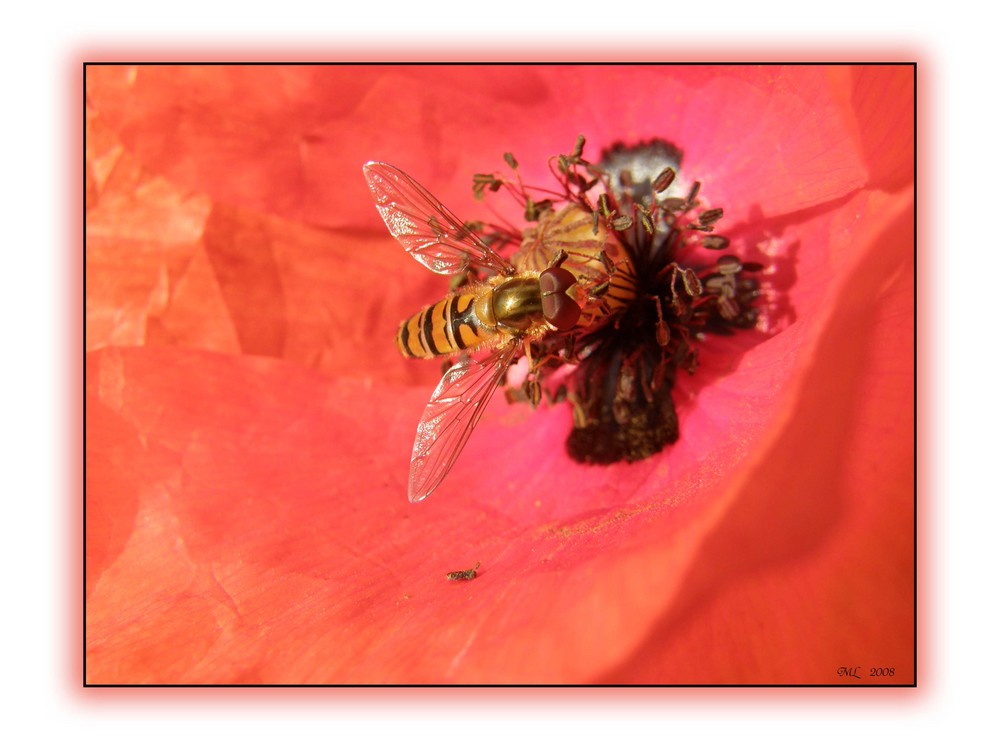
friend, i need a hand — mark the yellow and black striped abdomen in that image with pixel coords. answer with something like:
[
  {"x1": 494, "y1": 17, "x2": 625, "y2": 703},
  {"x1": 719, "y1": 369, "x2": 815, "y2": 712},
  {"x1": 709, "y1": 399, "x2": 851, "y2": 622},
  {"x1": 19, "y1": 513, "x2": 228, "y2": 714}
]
[
  {"x1": 602, "y1": 256, "x2": 638, "y2": 316},
  {"x1": 395, "y1": 293, "x2": 492, "y2": 359}
]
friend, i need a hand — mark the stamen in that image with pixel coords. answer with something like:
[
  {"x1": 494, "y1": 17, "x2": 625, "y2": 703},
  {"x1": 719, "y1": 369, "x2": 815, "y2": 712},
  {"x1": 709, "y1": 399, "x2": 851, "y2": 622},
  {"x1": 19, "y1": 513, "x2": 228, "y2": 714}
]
[
  {"x1": 681, "y1": 268, "x2": 702, "y2": 297},
  {"x1": 717, "y1": 255, "x2": 743, "y2": 275},
  {"x1": 637, "y1": 206, "x2": 655, "y2": 235},
  {"x1": 701, "y1": 235, "x2": 730, "y2": 250},
  {"x1": 686, "y1": 181, "x2": 701, "y2": 204},
  {"x1": 470, "y1": 137, "x2": 763, "y2": 468},
  {"x1": 653, "y1": 167, "x2": 676, "y2": 193},
  {"x1": 661, "y1": 197, "x2": 688, "y2": 212},
  {"x1": 598, "y1": 193, "x2": 612, "y2": 218},
  {"x1": 698, "y1": 208, "x2": 724, "y2": 226}
]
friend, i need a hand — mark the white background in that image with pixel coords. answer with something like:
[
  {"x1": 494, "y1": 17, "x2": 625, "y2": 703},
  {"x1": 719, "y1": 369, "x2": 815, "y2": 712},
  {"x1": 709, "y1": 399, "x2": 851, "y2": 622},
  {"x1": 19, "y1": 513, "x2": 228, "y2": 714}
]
[{"x1": 1, "y1": 1, "x2": 983, "y2": 746}]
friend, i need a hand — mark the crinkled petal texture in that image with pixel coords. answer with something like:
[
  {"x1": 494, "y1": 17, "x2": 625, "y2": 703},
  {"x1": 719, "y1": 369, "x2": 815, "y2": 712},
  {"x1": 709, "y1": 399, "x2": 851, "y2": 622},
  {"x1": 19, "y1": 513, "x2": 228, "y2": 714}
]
[{"x1": 85, "y1": 65, "x2": 914, "y2": 684}]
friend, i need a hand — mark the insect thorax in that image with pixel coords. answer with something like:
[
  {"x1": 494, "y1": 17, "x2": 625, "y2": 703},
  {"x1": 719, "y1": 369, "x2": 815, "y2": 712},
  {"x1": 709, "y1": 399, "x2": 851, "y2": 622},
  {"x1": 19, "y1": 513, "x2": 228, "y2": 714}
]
[{"x1": 489, "y1": 277, "x2": 543, "y2": 332}]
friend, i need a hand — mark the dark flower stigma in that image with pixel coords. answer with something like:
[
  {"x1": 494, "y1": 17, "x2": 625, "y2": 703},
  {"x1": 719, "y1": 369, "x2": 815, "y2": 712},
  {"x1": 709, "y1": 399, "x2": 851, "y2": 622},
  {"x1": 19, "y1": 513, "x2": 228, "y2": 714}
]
[{"x1": 475, "y1": 136, "x2": 762, "y2": 465}]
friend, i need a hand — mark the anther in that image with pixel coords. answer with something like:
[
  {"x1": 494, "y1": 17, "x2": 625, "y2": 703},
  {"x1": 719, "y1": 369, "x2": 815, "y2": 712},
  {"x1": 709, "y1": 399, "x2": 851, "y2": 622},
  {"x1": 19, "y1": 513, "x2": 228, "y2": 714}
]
[
  {"x1": 701, "y1": 235, "x2": 730, "y2": 250},
  {"x1": 653, "y1": 167, "x2": 676, "y2": 193}
]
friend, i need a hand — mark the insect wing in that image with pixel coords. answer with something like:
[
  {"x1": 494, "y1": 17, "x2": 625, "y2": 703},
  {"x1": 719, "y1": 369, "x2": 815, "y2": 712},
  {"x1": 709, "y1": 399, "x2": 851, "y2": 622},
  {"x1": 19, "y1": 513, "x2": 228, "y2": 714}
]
[
  {"x1": 408, "y1": 345, "x2": 518, "y2": 503},
  {"x1": 363, "y1": 161, "x2": 514, "y2": 276}
]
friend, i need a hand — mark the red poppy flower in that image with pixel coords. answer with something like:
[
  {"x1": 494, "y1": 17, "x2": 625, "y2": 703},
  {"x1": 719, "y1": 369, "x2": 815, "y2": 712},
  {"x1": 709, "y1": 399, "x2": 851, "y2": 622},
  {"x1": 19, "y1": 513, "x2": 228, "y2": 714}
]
[{"x1": 85, "y1": 65, "x2": 914, "y2": 684}]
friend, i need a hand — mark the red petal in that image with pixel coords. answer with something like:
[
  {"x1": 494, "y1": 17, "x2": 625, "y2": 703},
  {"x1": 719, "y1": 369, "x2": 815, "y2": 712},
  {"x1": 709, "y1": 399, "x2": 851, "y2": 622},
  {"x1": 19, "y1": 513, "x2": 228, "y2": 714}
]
[
  {"x1": 86, "y1": 65, "x2": 913, "y2": 683},
  {"x1": 600, "y1": 190, "x2": 915, "y2": 682},
  {"x1": 86, "y1": 189, "x2": 912, "y2": 682},
  {"x1": 86, "y1": 66, "x2": 869, "y2": 229},
  {"x1": 86, "y1": 109, "x2": 437, "y2": 382},
  {"x1": 832, "y1": 66, "x2": 915, "y2": 191}
]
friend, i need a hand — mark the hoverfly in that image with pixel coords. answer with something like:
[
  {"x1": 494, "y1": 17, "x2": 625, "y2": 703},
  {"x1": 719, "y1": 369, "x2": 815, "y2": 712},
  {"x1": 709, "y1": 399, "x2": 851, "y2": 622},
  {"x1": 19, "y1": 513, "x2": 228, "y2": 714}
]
[{"x1": 363, "y1": 161, "x2": 618, "y2": 503}]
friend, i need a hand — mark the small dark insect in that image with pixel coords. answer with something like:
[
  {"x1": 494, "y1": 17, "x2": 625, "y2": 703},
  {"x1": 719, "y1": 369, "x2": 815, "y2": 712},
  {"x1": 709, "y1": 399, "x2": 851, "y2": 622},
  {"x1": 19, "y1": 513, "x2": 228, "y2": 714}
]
[{"x1": 446, "y1": 562, "x2": 481, "y2": 581}]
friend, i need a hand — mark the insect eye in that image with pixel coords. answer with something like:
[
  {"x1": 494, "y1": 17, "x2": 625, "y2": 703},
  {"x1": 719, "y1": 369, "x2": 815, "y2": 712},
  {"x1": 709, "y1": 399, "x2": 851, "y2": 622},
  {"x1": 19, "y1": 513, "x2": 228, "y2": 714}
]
[{"x1": 539, "y1": 266, "x2": 582, "y2": 331}]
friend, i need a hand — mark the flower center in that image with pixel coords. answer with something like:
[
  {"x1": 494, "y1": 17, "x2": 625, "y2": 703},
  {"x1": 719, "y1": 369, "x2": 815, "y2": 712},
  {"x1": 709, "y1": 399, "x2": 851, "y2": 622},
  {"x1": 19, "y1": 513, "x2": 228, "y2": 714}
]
[{"x1": 477, "y1": 137, "x2": 763, "y2": 464}]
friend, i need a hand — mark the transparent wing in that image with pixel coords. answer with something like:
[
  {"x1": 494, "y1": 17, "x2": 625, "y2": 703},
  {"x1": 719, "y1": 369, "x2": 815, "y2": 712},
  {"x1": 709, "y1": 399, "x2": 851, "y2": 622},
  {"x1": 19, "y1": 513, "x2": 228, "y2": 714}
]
[
  {"x1": 408, "y1": 345, "x2": 519, "y2": 503},
  {"x1": 363, "y1": 161, "x2": 514, "y2": 276}
]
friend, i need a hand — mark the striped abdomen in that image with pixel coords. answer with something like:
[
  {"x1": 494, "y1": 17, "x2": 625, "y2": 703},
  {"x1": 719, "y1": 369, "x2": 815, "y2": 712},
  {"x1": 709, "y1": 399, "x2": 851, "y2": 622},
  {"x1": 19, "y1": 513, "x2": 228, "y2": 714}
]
[
  {"x1": 601, "y1": 256, "x2": 638, "y2": 316},
  {"x1": 395, "y1": 293, "x2": 492, "y2": 359}
]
